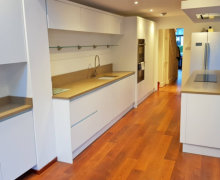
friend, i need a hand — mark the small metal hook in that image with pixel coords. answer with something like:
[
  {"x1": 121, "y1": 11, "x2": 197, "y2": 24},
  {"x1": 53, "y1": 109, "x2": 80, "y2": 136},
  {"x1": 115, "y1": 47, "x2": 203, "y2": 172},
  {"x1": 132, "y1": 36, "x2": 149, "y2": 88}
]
[{"x1": 57, "y1": 46, "x2": 63, "y2": 51}]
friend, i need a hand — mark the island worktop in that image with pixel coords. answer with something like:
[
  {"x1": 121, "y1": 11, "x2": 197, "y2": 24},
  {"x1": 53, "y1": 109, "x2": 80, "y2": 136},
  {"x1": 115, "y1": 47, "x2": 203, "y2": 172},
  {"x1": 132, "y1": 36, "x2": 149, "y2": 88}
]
[
  {"x1": 181, "y1": 70, "x2": 220, "y2": 95},
  {"x1": 52, "y1": 71, "x2": 135, "y2": 100}
]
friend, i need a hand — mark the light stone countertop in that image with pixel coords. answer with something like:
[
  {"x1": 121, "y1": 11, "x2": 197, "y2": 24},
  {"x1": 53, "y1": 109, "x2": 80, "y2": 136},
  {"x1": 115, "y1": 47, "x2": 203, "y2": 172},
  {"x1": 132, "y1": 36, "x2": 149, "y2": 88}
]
[
  {"x1": 53, "y1": 71, "x2": 135, "y2": 100},
  {"x1": 181, "y1": 70, "x2": 220, "y2": 95}
]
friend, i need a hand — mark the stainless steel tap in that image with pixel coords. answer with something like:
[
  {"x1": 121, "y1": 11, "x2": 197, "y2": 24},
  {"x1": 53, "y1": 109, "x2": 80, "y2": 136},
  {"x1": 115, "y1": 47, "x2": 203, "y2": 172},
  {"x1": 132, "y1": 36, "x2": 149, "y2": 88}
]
[{"x1": 92, "y1": 55, "x2": 100, "y2": 77}]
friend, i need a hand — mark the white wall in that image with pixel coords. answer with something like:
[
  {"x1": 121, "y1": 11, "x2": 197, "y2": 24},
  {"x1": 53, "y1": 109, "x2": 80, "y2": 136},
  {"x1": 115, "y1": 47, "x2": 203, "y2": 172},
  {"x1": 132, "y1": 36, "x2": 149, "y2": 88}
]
[
  {"x1": 112, "y1": 17, "x2": 137, "y2": 72},
  {"x1": 48, "y1": 29, "x2": 119, "y2": 76},
  {"x1": 23, "y1": 0, "x2": 56, "y2": 170},
  {"x1": 156, "y1": 14, "x2": 220, "y2": 85}
]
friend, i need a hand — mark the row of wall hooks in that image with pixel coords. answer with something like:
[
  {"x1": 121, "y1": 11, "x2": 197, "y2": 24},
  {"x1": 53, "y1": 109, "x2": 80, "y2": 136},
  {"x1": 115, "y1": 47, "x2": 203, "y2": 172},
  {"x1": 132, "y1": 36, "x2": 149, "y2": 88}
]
[{"x1": 49, "y1": 44, "x2": 119, "y2": 51}]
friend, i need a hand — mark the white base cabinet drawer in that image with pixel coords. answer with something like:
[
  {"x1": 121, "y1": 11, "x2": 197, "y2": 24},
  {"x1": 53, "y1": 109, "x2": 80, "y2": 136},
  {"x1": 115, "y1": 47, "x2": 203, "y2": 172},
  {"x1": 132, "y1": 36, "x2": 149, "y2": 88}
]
[
  {"x1": 0, "y1": 111, "x2": 36, "y2": 180},
  {"x1": 53, "y1": 75, "x2": 135, "y2": 163},
  {"x1": 70, "y1": 91, "x2": 99, "y2": 127},
  {"x1": 71, "y1": 110, "x2": 99, "y2": 151}
]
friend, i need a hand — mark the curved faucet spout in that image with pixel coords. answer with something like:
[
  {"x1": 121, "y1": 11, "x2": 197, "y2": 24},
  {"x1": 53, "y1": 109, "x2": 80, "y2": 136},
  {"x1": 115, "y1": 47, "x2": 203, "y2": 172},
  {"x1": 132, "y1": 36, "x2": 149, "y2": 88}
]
[{"x1": 93, "y1": 55, "x2": 100, "y2": 77}]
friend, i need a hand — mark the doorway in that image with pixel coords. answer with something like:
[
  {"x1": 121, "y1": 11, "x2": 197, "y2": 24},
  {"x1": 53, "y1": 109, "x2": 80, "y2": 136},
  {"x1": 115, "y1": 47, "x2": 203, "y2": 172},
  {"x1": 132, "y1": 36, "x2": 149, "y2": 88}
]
[
  {"x1": 175, "y1": 28, "x2": 184, "y2": 70},
  {"x1": 175, "y1": 28, "x2": 184, "y2": 88},
  {"x1": 158, "y1": 28, "x2": 183, "y2": 88}
]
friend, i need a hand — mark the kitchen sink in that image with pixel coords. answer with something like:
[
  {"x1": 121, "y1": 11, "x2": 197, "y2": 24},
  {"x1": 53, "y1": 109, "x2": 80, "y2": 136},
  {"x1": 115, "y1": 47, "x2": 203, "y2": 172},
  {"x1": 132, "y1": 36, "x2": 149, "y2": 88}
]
[
  {"x1": 98, "y1": 75, "x2": 118, "y2": 80},
  {"x1": 53, "y1": 88, "x2": 70, "y2": 95}
]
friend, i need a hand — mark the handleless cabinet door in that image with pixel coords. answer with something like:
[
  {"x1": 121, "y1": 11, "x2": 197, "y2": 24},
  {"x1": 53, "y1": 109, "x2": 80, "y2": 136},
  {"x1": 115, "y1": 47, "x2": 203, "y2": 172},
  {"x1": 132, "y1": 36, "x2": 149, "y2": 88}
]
[
  {"x1": 80, "y1": 7, "x2": 106, "y2": 33},
  {"x1": 0, "y1": 111, "x2": 36, "y2": 180},
  {"x1": 80, "y1": 7, "x2": 122, "y2": 34},
  {"x1": 186, "y1": 94, "x2": 220, "y2": 148},
  {"x1": 47, "y1": 0, "x2": 81, "y2": 31},
  {"x1": 0, "y1": 0, "x2": 27, "y2": 65},
  {"x1": 105, "y1": 15, "x2": 122, "y2": 34}
]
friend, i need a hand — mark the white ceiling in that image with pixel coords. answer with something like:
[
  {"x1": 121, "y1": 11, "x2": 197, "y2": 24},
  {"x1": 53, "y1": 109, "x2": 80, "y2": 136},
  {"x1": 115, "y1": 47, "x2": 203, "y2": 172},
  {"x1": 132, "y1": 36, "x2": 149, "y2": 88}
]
[{"x1": 70, "y1": 0, "x2": 185, "y2": 18}]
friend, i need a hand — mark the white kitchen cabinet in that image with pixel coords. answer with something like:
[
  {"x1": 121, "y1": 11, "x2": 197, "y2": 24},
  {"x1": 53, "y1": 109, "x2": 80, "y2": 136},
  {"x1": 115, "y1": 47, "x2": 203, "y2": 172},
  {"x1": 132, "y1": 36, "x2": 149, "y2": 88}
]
[
  {"x1": 0, "y1": 0, "x2": 27, "y2": 65},
  {"x1": 181, "y1": 93, "x2": 220, "y2": 157},
  {"x1": 105, "y1": 14, "x2": 122, "y2": 34},
  {"x1": 46, "y1": 0, "x2": 122, "y2": 34},
  {"x1": 47, "y1": 0, "x2": 81, "y2": 31},
  {"x1": 80, "y1": 7, "x2": 122, "y2": 34},
  {"x1": 53, "y1": 75, "x2": 135, "y2": 163},
  {"x1": 0, "y1": 111, "x2": 36, "y2": 180},
  {"x1": 80, "y1": 7, "x2": 106, "y2": 33},
  {"x1": 183, "y1": 94, "x2": 220, "y2": 148},
  {"x1": 71, "y1": 110, "x2": 99, "y2": 151}
]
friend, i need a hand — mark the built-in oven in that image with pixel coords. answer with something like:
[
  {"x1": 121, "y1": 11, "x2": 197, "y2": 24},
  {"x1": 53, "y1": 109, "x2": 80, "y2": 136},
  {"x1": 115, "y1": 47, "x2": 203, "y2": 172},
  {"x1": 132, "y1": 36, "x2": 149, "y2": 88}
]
[{"x1": 137, "y1": 39, "x2": 145, "y2": 83}]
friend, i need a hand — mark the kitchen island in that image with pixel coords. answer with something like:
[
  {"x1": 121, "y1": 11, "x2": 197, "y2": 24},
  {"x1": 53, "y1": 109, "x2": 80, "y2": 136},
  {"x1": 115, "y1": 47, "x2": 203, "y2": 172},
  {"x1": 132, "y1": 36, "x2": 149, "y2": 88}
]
[{"x1": 181, "y1": 70, "x2": 220, "y2": 158}]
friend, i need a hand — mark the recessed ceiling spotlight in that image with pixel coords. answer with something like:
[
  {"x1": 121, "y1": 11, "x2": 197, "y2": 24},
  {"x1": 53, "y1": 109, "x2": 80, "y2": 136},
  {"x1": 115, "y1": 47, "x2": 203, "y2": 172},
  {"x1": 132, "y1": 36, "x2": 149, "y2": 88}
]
[
  {"x1": 150, "y1": 9, "x2": 153, "y2": 12},
  {"x1": 160, "y1": 12, "x2": 167, "y2": 16},
  {"x1": 134, "y1": 1, "x2": 139, "y2": 5}
]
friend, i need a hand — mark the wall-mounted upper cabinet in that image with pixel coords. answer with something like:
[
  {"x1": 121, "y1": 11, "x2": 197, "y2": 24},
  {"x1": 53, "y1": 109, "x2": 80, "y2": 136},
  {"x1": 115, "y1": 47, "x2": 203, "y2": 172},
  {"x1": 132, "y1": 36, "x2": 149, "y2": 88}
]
[
  {"x1": 46, "y1": 0, "x2": 81, "y2": 31},
  {"x1": 0, "y1": 0, "x2": 27, "y2": 65},
  {"x1": 105, "y1": 15, "x2": 122, "y2": 34},
  {"x1": 46, "y1": 0, "x2": 122, "y2": 34},
  {"x1": 80, "y1": 7, "x2": 107, "y2": 33}
]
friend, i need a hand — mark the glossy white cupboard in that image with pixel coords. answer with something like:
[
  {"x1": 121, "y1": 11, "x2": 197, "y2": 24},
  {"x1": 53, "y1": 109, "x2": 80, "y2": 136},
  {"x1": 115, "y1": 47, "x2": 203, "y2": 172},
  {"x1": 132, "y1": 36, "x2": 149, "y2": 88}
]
[
  {"x1": 0, "y1": 0, "x2": 27, "y2": 65},
  {"x1": 46, "y1": 0, "x2": 122, "y2": 34},
  {"x1": 53, "y1": 75, "x2": 135, "y2": 163},
  {"x1": 46, "y1": 0, "x2": 81, "y2": 31},
  {"x1": 180, "y1": 93, "x2": 220, "y2": 157},
  {"x1": 0, "y1": 111, "x2": 36, "y2": 180}
]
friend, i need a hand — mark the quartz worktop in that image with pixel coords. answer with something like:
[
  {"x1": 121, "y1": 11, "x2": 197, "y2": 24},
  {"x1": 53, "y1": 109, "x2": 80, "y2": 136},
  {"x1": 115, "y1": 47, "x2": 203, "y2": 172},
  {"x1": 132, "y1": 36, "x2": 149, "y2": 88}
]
[
  {"x1": 0, "y1": 96, "x2": 33, "y2": 121},
  {"x1": 52, "y1": 71, "x2": 135, "y2": 100},
  {"x1": 181, "y1": 70, "x2": 220, "y2": 95}
]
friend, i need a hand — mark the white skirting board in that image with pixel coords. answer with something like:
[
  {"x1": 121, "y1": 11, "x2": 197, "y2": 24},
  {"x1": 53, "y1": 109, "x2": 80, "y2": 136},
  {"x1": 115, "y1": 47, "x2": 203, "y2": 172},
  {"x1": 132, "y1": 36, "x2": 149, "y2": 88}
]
[
  {"x1": 183, "y1": 143, "x2": 220, "y2": 158},
  {"x1": 137, "y1": 89, "x2": 155, "y2": 106},
  {"x1": 72, "y1": 103, "x2": 134, "y2": 159}
]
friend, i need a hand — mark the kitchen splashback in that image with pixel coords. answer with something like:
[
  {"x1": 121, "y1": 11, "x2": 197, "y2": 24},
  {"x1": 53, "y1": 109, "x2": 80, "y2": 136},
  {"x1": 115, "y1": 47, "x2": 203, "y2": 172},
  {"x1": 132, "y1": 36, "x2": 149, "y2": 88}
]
[{"x1": 48, "y1": 29, "x2": 116, "y2": 76}]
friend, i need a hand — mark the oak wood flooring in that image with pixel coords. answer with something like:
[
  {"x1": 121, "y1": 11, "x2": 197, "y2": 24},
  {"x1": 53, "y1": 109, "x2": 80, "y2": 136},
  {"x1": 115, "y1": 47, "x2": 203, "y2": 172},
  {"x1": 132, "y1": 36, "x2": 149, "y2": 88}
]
[{"x1": 19, "y1": 73, "x2": 220, "y2": 180}]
